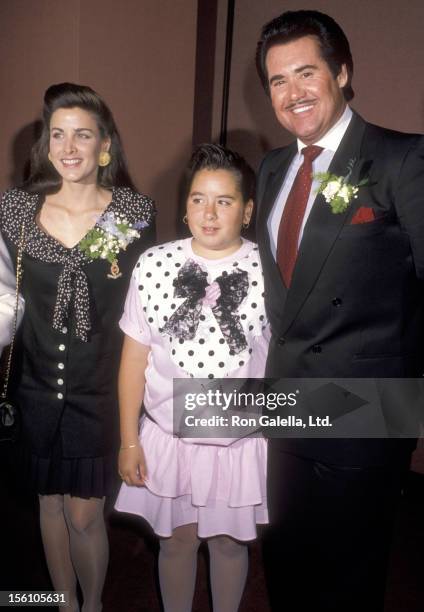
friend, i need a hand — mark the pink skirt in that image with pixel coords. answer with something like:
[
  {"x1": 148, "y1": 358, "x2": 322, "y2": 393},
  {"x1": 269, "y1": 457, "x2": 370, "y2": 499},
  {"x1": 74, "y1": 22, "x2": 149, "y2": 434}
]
[{"x1": 115, "y1": 417, "x2": 268, "y2": 541}]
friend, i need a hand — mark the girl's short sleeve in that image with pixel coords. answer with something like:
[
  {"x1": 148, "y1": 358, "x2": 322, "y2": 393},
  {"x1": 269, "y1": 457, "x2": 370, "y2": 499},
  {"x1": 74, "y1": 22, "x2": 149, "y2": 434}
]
[{"x1": 119, "y1": 266, "x2": 152, "y2": 346}]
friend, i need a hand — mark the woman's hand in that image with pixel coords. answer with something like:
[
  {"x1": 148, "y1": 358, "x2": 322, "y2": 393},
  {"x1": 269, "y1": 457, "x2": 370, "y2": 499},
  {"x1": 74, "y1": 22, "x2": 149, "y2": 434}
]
[{"x1": 118, "y1": 443, "x2": 147, "y2": 487}]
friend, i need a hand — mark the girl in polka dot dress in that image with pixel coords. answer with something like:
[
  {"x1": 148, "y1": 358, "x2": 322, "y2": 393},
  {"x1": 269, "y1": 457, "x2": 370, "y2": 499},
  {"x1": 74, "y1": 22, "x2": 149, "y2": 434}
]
[{"x1": 115, "y1": 144, "x2": 269, "y2": 612}]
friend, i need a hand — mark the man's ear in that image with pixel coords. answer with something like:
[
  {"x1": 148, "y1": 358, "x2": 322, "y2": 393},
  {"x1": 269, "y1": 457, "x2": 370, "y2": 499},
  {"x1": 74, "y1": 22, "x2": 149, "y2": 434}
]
[{"x1": 337, "y1": 64, "x2": 348, "y2": 89}]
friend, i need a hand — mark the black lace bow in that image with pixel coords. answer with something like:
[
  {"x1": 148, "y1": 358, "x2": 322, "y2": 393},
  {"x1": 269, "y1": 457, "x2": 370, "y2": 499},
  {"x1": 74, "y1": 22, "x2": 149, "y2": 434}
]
[{"x1": 163, "y1": 259, "x2": 248, "y2": 354}]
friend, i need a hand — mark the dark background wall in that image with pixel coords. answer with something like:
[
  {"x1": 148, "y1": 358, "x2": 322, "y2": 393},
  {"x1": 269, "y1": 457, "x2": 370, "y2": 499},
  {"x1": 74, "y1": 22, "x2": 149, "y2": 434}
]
[
  {"x1": 1, "y1": 0, "x2": 423, "y2": 241},
  {"x1": 0, "y1": 0, "x2": 197, "y2": 241}
]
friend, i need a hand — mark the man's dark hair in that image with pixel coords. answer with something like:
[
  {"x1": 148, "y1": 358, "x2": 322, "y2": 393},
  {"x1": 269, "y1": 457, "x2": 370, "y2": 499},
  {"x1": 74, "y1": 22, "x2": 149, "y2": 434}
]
[
  {"x1": 256, "y1": 10, "x2": 354, "y2": 101},
  {"x1": 185, "y1": 143, "x2": 255, "y2": 203},
  {"x1": 25, "y1": 82, "x2": 135, "y2": 195}
]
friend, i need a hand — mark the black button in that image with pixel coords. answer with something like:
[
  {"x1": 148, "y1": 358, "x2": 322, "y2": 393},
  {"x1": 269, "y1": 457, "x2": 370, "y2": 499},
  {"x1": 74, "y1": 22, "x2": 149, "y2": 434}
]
[
  {"x1": 332, "y1": 298, "x2": 342, "y2": 307},
  {"x1": 278, "y1": 336, "x2": 286, "y2": 346},
  {"x1": 312, "y1": 345, "x2": 322, "y2": 353}
]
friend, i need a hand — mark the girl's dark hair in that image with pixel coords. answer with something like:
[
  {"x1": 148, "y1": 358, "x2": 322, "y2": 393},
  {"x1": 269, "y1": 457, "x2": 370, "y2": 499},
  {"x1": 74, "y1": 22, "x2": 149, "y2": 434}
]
[
  {"x1": 256, "y1": 10, "x2": 354, "y2": 101},
  {"x1": 25, "y1": 82, "x2": 135, "y2": 194},
  {"x1": 185, "y1": 143, "x2": 255, "y2": 203}
]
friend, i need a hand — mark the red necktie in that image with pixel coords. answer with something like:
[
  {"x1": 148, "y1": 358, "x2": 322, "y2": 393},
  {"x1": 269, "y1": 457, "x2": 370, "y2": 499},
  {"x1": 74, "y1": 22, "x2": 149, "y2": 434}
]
[{"x1": 277, "y1": 145, "x2": 323, "y2": 287}]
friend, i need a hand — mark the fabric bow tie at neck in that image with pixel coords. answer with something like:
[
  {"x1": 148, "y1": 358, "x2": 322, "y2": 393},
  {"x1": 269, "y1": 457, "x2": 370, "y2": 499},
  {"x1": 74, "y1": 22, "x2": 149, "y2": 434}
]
[
  {"x1": 53, "y1": 250, "x2": 91, "y2": 341},
  {"x1": 162, "y1": 259, "x2": 248, "y2": 354},
  {"x1": 277, "y1": 144, "x2": 323, "y2": 287}
]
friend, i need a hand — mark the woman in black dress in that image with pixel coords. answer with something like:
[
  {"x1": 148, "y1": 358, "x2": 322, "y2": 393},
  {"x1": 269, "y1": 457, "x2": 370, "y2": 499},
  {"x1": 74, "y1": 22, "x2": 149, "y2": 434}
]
[{"x1": 0, "y1": 83, "x2": 155, "y2": 612}]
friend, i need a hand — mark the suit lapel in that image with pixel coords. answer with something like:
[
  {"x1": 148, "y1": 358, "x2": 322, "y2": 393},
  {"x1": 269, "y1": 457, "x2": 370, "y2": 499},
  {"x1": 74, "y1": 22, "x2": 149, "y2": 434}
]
[
  {"x1": 257, "y1": 143, "x2": 297, "y2": 238},
  {"x1": 279, "y1": 113, "x2": 368, "y2": 335},
  {"x1": 257, "y1": 143, "x2": 297, "y2": 304}
]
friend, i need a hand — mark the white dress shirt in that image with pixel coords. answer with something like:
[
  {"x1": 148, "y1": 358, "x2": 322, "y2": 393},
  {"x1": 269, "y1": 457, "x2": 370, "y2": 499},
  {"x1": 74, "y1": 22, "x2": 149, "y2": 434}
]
[
  {"x1": 0, "y1": 230, "x2": 24, "y2": 355},
  {"x1": 267, "y1": 105, "x2": 353, "y2": 258}
]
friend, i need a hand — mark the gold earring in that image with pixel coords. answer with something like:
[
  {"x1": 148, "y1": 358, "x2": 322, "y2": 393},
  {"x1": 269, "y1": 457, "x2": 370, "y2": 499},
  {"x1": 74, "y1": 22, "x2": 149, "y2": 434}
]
[
  {"x1": 183, "y1": 215, "x2": 188, "y2": 225},
  {"x1": 48, "y1": 152, "x2": 52, "y2": 162},
  {"x1": 98, "y1": 151, "x2": 111, "y2": 167}
]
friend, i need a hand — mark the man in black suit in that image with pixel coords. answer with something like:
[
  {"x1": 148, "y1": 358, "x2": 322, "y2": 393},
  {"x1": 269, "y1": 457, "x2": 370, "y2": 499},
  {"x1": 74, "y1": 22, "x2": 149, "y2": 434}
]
[{"x1": 255, "y1": 10, "x2": 424, "y2": 612}]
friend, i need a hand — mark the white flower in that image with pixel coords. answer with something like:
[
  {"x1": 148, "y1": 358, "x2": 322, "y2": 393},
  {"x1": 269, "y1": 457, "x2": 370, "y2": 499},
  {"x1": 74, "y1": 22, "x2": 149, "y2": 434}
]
[
  {"x1": 89, "y1": 244, "x2": 99, "y2": 253},
  {"x1": 338, "y1": 185, "x2": 350, "y2": 203},
  {"x1": 313, "y1": 160, "x2": 368, "y2": 214},
  {"x1": 322, "y1": 179, "x2": 341, "y2": 202}
]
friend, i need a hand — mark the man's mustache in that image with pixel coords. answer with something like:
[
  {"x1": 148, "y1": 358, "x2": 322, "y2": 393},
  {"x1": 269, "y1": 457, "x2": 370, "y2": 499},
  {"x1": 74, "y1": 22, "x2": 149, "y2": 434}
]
[{"x1": 284, "y1": 99, "x2": 316, "y2": 111}]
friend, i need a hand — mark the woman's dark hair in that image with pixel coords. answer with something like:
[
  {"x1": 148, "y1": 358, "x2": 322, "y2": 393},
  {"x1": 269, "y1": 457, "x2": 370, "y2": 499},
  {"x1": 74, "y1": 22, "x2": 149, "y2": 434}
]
[
  {"x1": 185, "y1": 143, "x2": 255, "y2": 204},
  {"x1": 256, "y1": 10, "x2": 354, "y2": 101},
  {"x1": 25, "y1": 82, "x2": 135, "y2": 194}
]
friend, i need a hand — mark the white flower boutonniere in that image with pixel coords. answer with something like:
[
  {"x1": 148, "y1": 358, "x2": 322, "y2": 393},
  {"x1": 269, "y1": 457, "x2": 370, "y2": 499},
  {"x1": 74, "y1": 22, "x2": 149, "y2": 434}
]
[
  {"x1": 314, "y1": 158, "x2": 369, "y2": 214},
  {"x1": 79, "y1": 211, "x2": 148, "y2": 278}
]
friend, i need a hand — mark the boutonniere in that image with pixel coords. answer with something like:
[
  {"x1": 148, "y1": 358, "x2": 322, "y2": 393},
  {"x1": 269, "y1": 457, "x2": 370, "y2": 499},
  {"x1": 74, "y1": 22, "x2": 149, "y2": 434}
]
[
  {"x1": 314, "y1": 158, "x2": 369, "y2": 214},
  {"x1": 79, "y1": 211, "x2": 148, "y2": 279}
]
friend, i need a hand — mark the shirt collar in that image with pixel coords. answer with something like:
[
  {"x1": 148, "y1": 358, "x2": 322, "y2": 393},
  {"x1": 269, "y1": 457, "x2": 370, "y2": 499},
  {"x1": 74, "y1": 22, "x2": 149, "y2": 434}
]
[{"x1": 297, "y1": 105, "x2": 353, "y2": 153}]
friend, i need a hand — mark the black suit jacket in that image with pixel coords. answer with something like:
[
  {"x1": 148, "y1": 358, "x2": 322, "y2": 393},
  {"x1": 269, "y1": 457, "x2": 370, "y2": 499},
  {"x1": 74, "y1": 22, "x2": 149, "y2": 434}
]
[{"x1": 257, "y1": 112, "x2": 424, "y2": 466}]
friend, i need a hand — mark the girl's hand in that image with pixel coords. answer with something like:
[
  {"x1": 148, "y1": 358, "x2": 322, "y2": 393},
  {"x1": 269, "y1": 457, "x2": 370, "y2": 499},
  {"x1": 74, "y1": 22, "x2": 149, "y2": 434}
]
[{"x1": 118, "y1": 443, "x2": 147, "y2": 487}]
